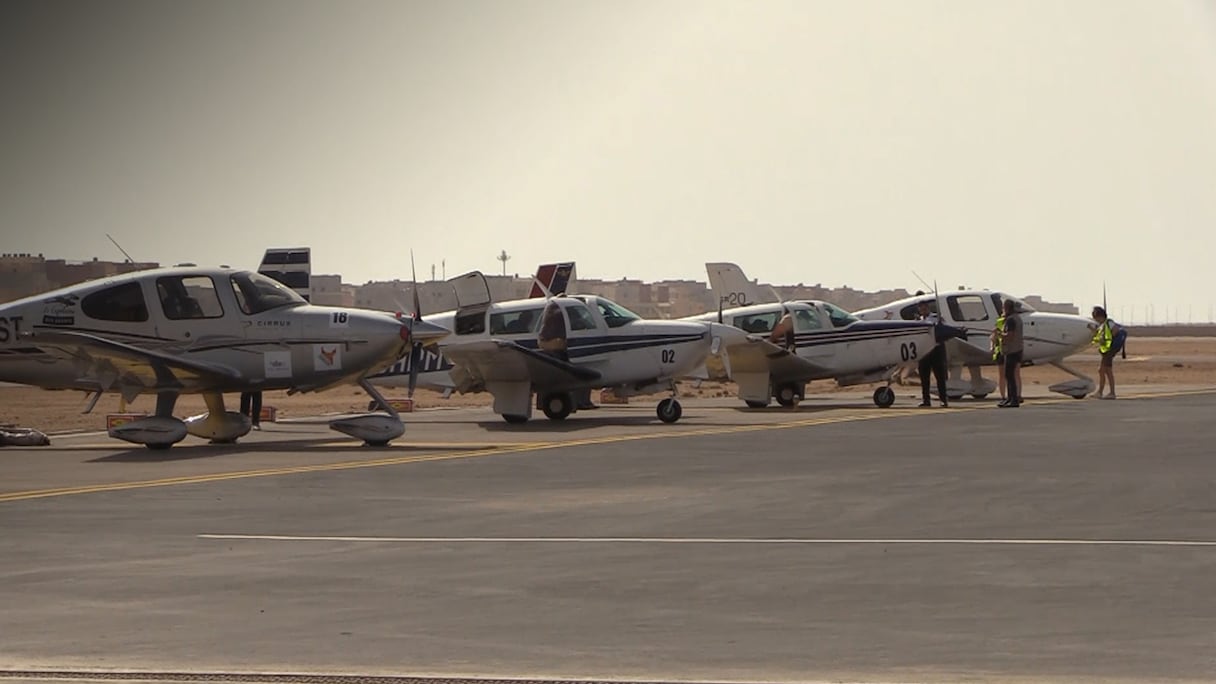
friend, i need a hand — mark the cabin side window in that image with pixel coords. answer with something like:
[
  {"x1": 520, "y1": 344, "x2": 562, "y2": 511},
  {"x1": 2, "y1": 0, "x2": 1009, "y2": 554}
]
[
  {"x1": 948, "y1": 295, "x2": 989, "y2": 322},
  {"x1": 490, "y1": 307, "x2": 543, "y2": 335},
  {"x1": 455, "y1": 309, "x2": 487, "y2": 335},
  {"x1": 157, "y1": 276, "x2": 224, "y2": 320},
  {"x1": 794, "y1": 309, "x2": 824, "y2": 331},
  {"x1": 565, "y1": 304, "x2": 599, "y2": 331},
  {"x1": 732, "y1": 311, "x2": 779, "y2": 333},
  {"x1": 81, "y1": 282, "x2": 149, "y2": 322}
]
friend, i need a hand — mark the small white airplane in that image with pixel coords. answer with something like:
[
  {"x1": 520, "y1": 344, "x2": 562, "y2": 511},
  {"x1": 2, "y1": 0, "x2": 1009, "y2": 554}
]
[
  {"x1": 363, "y1": 262, "x2": 577, "y2": 397},
  {"x1": 696, "y1": 264, "x2": 952, "y2": 408},
  {"x1": 402, "y1": 270, "x2": 736, "y2": 424},
  {"x1": 707, "y1": 262, "x2": 1096, "y2": 399},
  {"x1": 0, "y1": 266, "x2": 448, "y2": 449},
  {"x1": 854, "y1": 290, "x2": 1097, "y2": 398}
]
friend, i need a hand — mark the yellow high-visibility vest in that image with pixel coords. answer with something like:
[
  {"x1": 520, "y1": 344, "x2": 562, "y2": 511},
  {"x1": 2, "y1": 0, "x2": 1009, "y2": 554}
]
[
  {"x1": 992, "y1": 315, "x2": 1005, "y2": 360},
  {"x1": 1093, "y1": 320, "x2": 1113, "y2": 353}
]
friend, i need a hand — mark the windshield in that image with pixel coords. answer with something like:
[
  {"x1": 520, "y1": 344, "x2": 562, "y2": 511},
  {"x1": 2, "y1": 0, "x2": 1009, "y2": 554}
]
[
  {"x1": 594, "y1": 298, "x2": 641, "y2": 328},
  {"x1": 230, "y1": 271, "x2": 306, "y2": 315},
  {"x1": 822, "y1": 302, "x2": 858, "y2": 328},
  {"x1": 992, "y1": 293, "x2": 1036, "y2": 314}
]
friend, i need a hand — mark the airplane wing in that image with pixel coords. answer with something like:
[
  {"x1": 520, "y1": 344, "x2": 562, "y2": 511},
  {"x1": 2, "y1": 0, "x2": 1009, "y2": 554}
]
[
  {"x1": 723, "y1": 336, "x2": 833, "y2": 383},
  {"x1": 442, "y1": 340, "x2": 602, "y2": 391},
  {"x1": 24, "y1": 330, "x2": 243, "y2": 397}
]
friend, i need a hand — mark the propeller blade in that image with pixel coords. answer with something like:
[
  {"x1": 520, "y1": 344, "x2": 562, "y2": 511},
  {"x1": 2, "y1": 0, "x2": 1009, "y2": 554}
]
[
  {"x1": 407, "y1": 341, "x2": 422, "y2": 398},
  {"x1": 717, "y1": 295, "x2": 724, "y2": 324},
  {"x1": 411, "y1": 250, "x2": 422, "y2": 320},
  {"x1": 1103, "y1": 281, "x2": 1108, "y2": 312}
]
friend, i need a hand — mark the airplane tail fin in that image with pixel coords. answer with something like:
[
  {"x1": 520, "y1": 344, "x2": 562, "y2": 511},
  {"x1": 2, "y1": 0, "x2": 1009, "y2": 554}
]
[
  {"x1": 530, "y1": 262, "x2": 576, "y2": 298},
  {"x1": 258, "y1": 247, "x2": 312, "y2": 302},
  {"x1": 705, "y1": 262, "x2": 768, "y2": 307}
]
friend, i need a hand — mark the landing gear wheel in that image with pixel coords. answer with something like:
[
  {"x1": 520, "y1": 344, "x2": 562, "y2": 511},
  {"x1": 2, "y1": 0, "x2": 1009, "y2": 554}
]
[
  {"x1": 873, "y1": 386, "x2": 896, "y2": 408},
  {"x1": 970, "y1": 393, "x2": 989, "y2": 400},
  {"x1": 744, "y1": 399, "x2": 770, "y2": 409},
  {"x1": 541, "y1": 392, "x2": 574, "y2": 421},
  {"x1": 775, "y1": 383, "x2": 799, "y2": 407},
  {"x1": 656, "y1": 398, "x2": 683, "y2": 424},
  {"x1": 502, "y1": 414, "x2": 529, "y2": 424}
]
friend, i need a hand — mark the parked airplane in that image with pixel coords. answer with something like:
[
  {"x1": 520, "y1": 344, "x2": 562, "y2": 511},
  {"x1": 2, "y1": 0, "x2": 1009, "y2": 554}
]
[
  {"x1": 254, "y1": 249, "x2": 579, "y2": 399},
  {"x1": 706, "y1": 262, "x2": 1096, "y2": 399},
  {"x1": 854, "y1": 291, "x2": 1096, "y2": 398},
  {"x1": 418, "y1": 270, "x2": 737, "y2": 424},
  {"x1": 0, "y1": 266, "x2": 448, "y2": 448},
  {"x1": 696, "y1": 265, "x2": 951, "y2": 408}
]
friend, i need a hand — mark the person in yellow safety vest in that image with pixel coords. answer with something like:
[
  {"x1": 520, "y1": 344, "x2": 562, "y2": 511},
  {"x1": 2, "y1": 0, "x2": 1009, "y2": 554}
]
[
  {"x1": 1091, "y1": 305, "x2": 1121, "y2": 399},
  {"x1": 990, "y1": 313, "x2": 1006, "y2": 402}
]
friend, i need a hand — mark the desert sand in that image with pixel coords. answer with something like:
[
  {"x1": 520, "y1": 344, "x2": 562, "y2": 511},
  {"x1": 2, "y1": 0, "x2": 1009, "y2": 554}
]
[{"x1": 2, "y1": 338, "x2": 1214, "y2": 434}]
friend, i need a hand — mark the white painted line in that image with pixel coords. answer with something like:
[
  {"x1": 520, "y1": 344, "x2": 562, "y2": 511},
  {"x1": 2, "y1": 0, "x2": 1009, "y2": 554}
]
[{"x1": 199, "y1": 534, "x2": 1216, "y2": 547}]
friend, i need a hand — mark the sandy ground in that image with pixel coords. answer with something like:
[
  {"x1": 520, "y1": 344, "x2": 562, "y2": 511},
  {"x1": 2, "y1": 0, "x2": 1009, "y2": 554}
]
[{"x1": 3, "y1": 337, "x2": 1214, "y2": 434}]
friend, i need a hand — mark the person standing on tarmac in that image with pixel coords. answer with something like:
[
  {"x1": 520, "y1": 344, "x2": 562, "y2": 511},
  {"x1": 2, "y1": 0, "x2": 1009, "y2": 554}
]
[
  {"x1": 916, "y1": 300, "x2": 949, "y2": 407},
  {"x1": 990, "y1": 310, "x2": 1007, "y2": 403},
  {"x1": 998, "y1": 299, "x2": 1024, "y2": 408},
  {"x1": 1091, "y1": 306, "x2": 1123, "y2": 399},
  {"x1": 240, "y1": 390, "x2": 263, "y2": 430}
]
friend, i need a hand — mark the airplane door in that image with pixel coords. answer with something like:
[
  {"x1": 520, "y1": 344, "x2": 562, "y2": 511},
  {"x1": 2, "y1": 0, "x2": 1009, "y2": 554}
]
[
  {"x1": 794, "y1": 306, "x2": 833, "y2": 361},
  {"x1": 149, "y1": 274, "x2": 228, "y2": 343},
  {"x1": 561, "y1": 301, "x2": 601, "y2": 365}
]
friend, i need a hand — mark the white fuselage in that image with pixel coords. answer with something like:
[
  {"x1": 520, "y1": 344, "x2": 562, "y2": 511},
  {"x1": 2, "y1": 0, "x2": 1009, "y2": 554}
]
[
  {"x1": 854, "y1": 291, "x2": 1095, "y2": 367},
  {"x1": 0, "y1": 268, "x2": 417, "y2": 396},
  {"x1": 687, "y1": 300, "x2": 937, "y2": 385}
]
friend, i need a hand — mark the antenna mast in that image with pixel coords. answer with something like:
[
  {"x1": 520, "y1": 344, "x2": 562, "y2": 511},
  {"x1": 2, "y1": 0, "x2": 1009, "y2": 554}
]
[
  {"x1": 106, "y1": 233, "x2": 135, "y2": 263},
  {"x1": 496, "y1": 250, "x2": 510, "y2": 276}
]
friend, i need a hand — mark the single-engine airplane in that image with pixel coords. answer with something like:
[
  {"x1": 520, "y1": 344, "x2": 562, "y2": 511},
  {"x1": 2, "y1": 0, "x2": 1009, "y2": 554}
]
[
  {"x1": 854, "y1": 290, "x2": 1097, "y2": 398},
  {"x1": 0, "y1": 266, "x2": 447, "y2": 449},
  {"x1": 707, "y1": 261, "x2": 1095, "y2": 399},
  {"x1": 412, "y1": 270, "x2": 736, "y2": 424},
  {"x1": 696, "y1": 264, "x2": 956, "y2": 408}
]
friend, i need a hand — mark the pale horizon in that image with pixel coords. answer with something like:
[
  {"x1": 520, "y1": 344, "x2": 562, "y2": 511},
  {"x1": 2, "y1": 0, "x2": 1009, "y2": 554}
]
[{"x1": 3, "y1": 1, "x2": 1215, "y2": 322}]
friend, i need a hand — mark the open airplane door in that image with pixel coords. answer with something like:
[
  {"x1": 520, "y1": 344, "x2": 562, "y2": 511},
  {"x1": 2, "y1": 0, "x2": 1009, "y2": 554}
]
[{"x1": 449, "y1": 271, "x2": 493, "y2": 310}]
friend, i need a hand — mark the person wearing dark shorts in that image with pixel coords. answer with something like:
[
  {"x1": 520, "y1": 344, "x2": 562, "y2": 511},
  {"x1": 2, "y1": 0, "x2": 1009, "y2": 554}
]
[
  {"x1": 998, "y1": 299, "x2": 1023, "y2": 408},
  {"x1": 1091, "y1": 306, "x2": 1120, "y2": 399}
]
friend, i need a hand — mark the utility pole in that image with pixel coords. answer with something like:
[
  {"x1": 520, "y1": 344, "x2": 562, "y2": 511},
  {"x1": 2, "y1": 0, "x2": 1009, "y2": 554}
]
[{"x1": 497, "y1": 250, "x2": 510, "y2": 276}]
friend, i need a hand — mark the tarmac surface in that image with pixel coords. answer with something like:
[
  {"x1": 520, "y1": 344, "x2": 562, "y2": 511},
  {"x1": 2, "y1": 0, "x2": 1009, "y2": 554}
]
[{"x1": 2, "y1": 386, "x2": 1216, "y2": 684}]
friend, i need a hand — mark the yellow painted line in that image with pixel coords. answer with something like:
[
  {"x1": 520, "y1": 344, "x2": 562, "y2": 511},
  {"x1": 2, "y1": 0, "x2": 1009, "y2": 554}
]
[
  {"x1": 4, "y1": 389, "x2": 1213, "y2": 504},
  {"x1": 0, "y1": 410, "x2": 910, "y2": 503}
]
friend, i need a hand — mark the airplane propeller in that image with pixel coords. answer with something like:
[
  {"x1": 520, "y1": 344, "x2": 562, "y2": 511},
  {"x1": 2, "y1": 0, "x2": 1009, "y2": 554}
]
[{"x1": 405, "y1": 251, "x2": 425, "y2": 398}]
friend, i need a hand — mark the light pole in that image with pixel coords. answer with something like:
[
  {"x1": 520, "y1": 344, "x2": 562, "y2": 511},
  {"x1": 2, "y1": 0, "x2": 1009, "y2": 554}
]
[{"x1": 497, "y1": 250, "x2": 510, "y2": 276}]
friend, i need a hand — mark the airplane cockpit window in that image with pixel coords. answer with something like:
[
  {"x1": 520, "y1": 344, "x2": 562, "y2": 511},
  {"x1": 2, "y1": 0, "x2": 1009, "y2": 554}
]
[
  {"x1": 157, "y1": 276, "x2": 224, "y2": 320},
  {"x1": 732, "y1": 311, "x2": 779, "y2": 333},
  {"x1": 455, "y1": 309, "x2": 487, "y2": 335},
  {"x1": 793, "y1": 308, "x2": 824, "y2": 332},
  {"x1": 900, "y1": 301, "x2": 936, "y2": 320},
  {"x1": 81, "y1": 281, "x2": 148, "y2": 322},
  {"x1": 822, "y1": 302, "x2": 858, "y2": 328},
  {"x1": 565, "y1": 303, "x2": 599, "y2": 331},
  {"x1": 229, "y1": 272, "x2": 306, "y2": 315},
  {"x1": 991, "y1": 293, "x2": 1036, "y2": 314},
  {"x1": 948, "y1": 294, "x2": 989, "y2": 322},
  {"x1": 595, "y1": 299, "x2": 641, "y2": 328},
  {"x1": 490, "y1": 307, "x2": 543, "y2": 335}
]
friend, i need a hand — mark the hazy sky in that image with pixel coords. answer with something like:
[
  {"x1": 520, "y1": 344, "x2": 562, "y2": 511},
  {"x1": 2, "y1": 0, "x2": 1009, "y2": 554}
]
[{"x1": 2, "y1": 0, "x2": 1214, "y2": 322}]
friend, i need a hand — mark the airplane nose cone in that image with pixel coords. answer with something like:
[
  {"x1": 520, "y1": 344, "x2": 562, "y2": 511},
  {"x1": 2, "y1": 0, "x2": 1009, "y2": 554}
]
[{"x1": 406, "y1": 318, "x2": 449, "y2": 345}]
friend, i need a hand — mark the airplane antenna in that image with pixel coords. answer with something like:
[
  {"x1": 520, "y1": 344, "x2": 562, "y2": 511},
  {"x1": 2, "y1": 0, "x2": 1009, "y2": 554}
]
[
  {"x1": 911, "y1": 270, "x2": 933, "y2": 293},
  {"x1": 106, "y1": 233, "x2": 135, "y2": 264}
]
